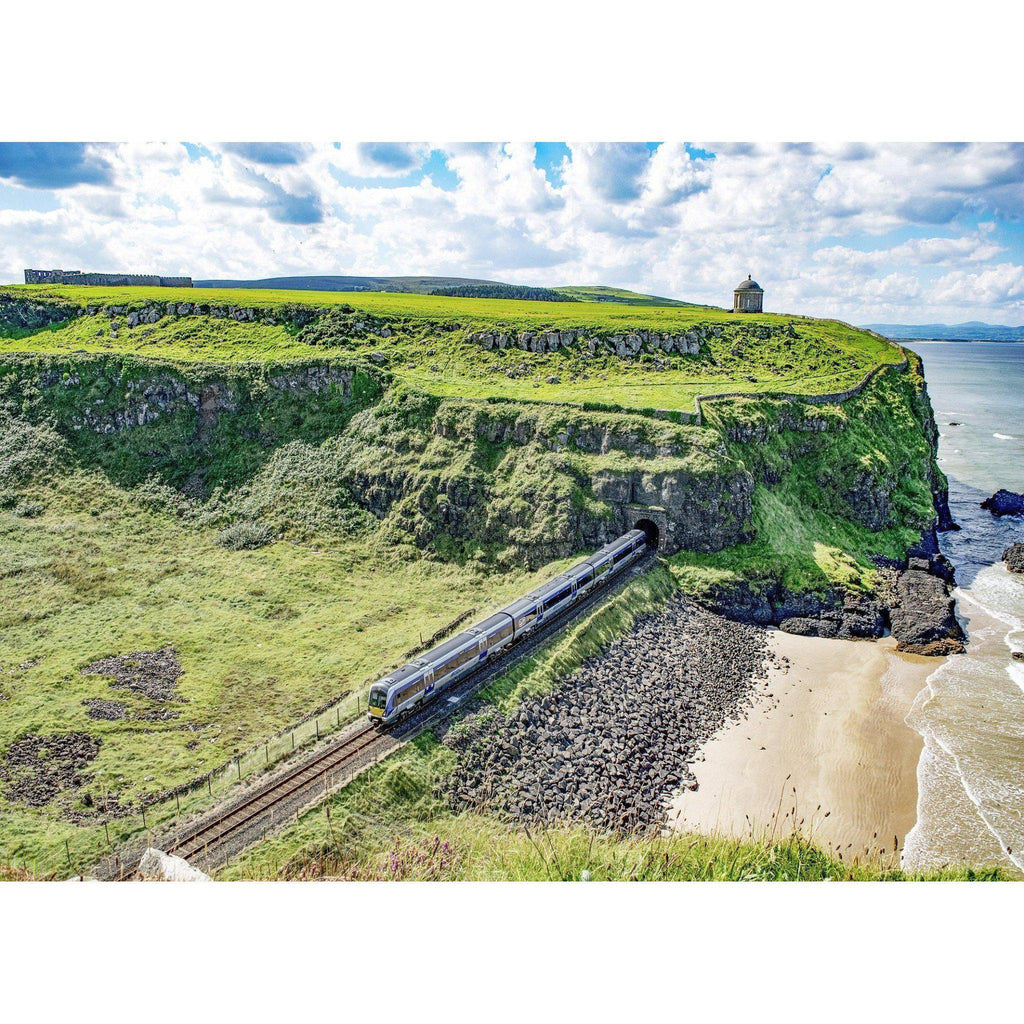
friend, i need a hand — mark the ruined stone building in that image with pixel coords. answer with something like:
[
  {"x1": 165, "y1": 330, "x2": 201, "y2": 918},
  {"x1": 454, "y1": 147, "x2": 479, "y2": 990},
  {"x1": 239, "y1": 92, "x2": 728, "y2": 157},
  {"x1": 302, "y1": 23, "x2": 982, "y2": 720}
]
[{"x1": 24, "y1": 269, "x2": 193, "y2": 288}]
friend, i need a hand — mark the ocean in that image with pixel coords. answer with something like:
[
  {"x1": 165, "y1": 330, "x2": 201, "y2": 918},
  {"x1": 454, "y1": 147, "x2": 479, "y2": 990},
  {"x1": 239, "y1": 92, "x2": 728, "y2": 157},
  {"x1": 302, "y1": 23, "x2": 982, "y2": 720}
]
[{"x1": 901, "y1": 342, "x2": 1024, "y2": 875}]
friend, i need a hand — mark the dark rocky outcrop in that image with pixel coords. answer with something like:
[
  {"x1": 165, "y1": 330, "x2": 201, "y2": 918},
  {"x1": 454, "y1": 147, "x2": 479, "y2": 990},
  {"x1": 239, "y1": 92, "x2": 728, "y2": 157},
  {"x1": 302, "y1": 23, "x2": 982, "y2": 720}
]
[
  {"x1": 1004, "y1": 542, "x2": 1024, "y2": 575},
  {"x1": 0, "y1": 295, "x2": 80, "y2": 330},
  {"x1": 699, "y1": 526, "x2": 963, "y2": 655},
  {"x1": 889, "y1": 570, "x2": 965, "y2": 655},
  {"x1": 982, "y1": 490, "x2": 1024, "y2": 517},
  {"x1": 698, "y1": 578, "x2": 887, "y2": 640}
]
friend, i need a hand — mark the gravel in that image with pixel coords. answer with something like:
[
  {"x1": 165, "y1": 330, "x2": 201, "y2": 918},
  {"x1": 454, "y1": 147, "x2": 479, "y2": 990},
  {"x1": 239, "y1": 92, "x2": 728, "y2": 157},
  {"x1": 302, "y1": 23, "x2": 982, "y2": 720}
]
[{"x1": 438, "y1": 597, "x2": 771, "y2": 834}]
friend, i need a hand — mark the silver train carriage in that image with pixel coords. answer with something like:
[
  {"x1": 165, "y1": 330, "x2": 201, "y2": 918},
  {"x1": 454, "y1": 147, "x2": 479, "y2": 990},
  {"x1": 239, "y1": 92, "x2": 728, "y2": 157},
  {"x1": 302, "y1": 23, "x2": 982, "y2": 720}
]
[{"x1": 367, "y1": 529, "x2": 648, "y2": 724}]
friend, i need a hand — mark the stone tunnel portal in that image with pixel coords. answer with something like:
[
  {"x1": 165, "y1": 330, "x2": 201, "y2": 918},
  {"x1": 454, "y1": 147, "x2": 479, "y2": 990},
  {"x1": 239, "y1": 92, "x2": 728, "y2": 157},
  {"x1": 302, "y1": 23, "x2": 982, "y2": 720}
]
[{"x1": 634, "y1": 517, "x2": 661, "y2": 551}]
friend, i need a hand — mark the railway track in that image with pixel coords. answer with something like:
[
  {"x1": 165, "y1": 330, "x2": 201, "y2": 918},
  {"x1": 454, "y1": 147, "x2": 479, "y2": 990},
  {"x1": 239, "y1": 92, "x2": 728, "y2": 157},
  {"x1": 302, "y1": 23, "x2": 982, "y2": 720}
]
[{"x1": 95, "y1": 549, "x2": 658, "y2": 878}]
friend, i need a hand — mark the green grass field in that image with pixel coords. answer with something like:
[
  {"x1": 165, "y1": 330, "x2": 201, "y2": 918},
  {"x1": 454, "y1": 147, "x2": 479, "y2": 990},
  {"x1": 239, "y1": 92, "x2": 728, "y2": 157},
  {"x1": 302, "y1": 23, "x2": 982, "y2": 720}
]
[
  {"x1": 0, "y1": 466, "x2": 583, "y2": 873},
  {"x1": 1, "y1": 285, "x2": 902, "y2": 414}
]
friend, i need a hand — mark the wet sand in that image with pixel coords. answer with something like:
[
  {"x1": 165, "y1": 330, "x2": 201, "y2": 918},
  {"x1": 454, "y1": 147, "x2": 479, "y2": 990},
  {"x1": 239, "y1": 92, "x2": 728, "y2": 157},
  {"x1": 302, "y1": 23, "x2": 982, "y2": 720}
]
[{"x1": 668, "y1": 631, "x2": 935, "y2": 862}]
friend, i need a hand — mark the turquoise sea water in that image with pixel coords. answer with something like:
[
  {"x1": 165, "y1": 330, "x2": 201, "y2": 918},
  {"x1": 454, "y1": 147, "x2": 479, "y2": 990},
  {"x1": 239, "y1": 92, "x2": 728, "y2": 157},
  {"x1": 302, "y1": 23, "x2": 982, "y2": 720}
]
[{"x1": 902, "y1": 343, "x2": 1024, "y2": 874}]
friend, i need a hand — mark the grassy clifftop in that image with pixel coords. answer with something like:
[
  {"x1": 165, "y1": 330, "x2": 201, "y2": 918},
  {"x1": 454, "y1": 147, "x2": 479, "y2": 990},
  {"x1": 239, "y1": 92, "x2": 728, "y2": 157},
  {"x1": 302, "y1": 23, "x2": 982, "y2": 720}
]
[{"x1": 1, "y1": 284, "x2": 902, "y2": 415}]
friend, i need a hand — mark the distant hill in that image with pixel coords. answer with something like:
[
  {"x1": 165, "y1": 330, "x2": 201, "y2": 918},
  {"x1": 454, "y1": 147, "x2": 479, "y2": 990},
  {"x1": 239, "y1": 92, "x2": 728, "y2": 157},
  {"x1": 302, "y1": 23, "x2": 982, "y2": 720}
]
[
  {"x1": 193, "y1": 275, "x2": 505, "y2": 294},
  {"x1": 431, "y1": 284, "x2": 577, "y2": 302},
  {"x1": 556, "y1": 285, "x2": 712, "y2": 308},
  {"x1": 193, "y1": 275, "x2": 710, "y2": 308},
  {"x1": 864, "y1": 320, "x2": 1024, "y2": 341}
]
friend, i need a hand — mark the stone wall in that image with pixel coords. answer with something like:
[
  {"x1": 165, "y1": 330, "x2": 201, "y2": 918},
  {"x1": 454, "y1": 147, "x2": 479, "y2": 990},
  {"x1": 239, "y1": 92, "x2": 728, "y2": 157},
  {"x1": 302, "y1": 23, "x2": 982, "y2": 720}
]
[{"x1": 693, "y1": 357, "x2": 910, "y2": 426}]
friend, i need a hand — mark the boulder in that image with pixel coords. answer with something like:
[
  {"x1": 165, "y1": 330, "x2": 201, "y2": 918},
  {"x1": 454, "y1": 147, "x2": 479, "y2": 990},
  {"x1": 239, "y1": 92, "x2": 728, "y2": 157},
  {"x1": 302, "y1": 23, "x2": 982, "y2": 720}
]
[
  {"x1": 1003, "y1": 542, "x2": 1024, "y2": 575},
  {"x1": 890, "y1": 570, "x2": 965, "y2": 655},
  {"x1": 137, "y1": 847, "x2": 211, "y2": 881},
  {"x1": 779, "y1": 616, "x2": 839, "y2": 639},
  {"x1": 981, "y1": 490, "x2": 1024, "y2": 517}
]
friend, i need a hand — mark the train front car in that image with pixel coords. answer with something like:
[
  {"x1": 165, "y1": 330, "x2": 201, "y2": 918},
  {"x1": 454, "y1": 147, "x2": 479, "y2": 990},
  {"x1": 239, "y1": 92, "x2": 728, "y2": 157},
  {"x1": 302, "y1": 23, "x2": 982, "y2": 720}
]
[
  {"x1": 367, "y1": 661, "x2": 426, "y2": 726},
  {"x1": 367, "y1": 679, "x2": 392, "y2": 724}
]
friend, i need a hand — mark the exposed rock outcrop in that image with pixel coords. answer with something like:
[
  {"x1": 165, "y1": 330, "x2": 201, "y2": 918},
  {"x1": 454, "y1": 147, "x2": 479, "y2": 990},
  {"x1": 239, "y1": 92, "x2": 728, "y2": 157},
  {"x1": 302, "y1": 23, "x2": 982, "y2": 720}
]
[
  {"x1": 466, "y1": 325, "x2": 711, "y2": 357},
  {"x1": 0, "y1": 295, "x2": 80, "y2": 329},
  {"x1": 889, "y1": 569, "x2": 965, "y2": 654},
  {"x1": 982, "y1": 490, "x2": 1024, "y2": 517},
  {"x1": 697, "y1": 527, "x2": 964, "y2": 655},
  {"x1": 1004, "y1": 542, "x2": 1024, "y2": 575},
  {"x1": 698, "y1": 579, "x2": 887, "y2": 640}
]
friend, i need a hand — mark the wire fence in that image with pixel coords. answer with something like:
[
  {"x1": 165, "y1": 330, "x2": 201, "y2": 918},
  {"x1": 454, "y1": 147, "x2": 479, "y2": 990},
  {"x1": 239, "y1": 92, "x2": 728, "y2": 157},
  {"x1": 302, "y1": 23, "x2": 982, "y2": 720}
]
[{"x1": 7, "y1": 684, "x2": 372, "y2": 880}]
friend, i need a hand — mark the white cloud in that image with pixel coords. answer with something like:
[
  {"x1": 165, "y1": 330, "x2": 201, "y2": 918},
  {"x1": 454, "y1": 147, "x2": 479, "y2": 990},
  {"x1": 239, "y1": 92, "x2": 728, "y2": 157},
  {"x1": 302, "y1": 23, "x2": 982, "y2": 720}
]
[{"x1": 2, "y1": 141, "x2": 1024, "y2": 323}]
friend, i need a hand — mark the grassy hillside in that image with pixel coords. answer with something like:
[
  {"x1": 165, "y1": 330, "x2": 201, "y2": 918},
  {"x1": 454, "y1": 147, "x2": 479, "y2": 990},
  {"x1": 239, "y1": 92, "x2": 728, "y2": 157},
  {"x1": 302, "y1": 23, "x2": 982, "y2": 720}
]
[
  {"x1": 0, "y1": 283, "x2": 942, "y2": 877},
  {"x1": 1, "y1": 284, "x2": 902, "y2": 415},
  {"x1": 0, "y1": 457, "x2": 586, "y2": 873}
]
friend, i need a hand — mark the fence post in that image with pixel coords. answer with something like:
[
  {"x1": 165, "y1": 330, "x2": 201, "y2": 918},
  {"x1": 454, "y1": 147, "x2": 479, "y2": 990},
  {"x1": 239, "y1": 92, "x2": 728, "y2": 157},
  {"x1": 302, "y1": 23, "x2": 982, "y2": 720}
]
[
  {"x1": 65, "y1": 839, "x2": 71, "y2": 867},
  {"x1": 265, "y1": 744, "x2": 269, "y2": 764},
  {"x1": 104, "y1": 820, "x2": 111, "y2": 846},
  {"x1": 175, "y1": 793, "x2": 181, "y2": 817},
  {"x1": 208, "y1": 775, "x2": 212, "y2": 797},
  {"x1": 316, "y1": 719, "x2": 320, "y2": 741},
  {"x1": 236, "y1": 758, "x2": 241, "y2": 780},
  {"x1": 291, "y1": 731, "x2": 295, "y2": 751},
  {"x1": 142, "y1": 805, "x2": 147, "y2": 829}
]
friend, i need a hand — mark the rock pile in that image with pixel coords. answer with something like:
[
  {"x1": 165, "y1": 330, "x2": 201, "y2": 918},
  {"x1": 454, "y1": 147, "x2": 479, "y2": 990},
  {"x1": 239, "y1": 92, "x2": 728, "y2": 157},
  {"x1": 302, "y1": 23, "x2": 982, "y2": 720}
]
[
  {"x1": 0, "y1": 732, "x2": 101, "y2": 807},
  {"x1": 439, "y1": 599, "x2": 770, "y2": 833},
  {"x1": 82, "y1": 646, "x2": 183, "y2": 702},
  {"x1": 82, "y1": 698, "x2": 128, "y2": 721}
]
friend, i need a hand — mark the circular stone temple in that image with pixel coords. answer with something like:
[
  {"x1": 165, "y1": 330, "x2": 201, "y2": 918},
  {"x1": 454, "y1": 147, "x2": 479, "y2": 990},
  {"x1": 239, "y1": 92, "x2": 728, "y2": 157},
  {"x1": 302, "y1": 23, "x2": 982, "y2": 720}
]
[{"x1": 732, "y1": 275, "x2": 764, "y2": 313}]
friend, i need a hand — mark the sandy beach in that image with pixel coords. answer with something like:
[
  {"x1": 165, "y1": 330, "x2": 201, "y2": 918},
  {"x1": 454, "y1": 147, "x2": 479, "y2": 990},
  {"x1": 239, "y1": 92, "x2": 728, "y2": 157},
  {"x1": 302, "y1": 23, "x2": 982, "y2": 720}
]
[{"x1": 668, "y1": 630, "x2": 937, "y2": 862}]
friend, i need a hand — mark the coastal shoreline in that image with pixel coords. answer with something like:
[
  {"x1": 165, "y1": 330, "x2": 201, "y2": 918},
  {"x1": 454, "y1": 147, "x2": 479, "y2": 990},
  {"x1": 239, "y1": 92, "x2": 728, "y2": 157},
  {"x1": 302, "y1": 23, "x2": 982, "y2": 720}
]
[{"x1": 667, "y1": 630, "x2": 933, "y2": 863}]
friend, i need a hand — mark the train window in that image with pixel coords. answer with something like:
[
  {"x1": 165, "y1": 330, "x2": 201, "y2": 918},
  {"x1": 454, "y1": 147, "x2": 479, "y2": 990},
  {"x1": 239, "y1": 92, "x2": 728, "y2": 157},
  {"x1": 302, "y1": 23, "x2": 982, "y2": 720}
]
[
  {"x1": 370, "y1": 689, "x2": 388, "y2": 709},
  {"x1": 543, "y1": 586, "x2": 570, "y2": 611}
]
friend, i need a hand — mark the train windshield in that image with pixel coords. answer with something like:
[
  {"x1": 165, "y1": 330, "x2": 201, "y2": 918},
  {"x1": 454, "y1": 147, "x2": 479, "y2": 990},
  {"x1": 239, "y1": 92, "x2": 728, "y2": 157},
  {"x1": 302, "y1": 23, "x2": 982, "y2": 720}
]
[{"x1": 369, "y1": 688, "x2": 388, "y2": 709}]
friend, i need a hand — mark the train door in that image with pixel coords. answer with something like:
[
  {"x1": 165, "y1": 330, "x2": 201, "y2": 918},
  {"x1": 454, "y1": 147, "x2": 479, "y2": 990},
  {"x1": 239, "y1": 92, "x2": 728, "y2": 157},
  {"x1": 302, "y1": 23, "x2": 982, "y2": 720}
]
[{"x1": 423, "y1": 667, "x2": 436, "y2": 697}]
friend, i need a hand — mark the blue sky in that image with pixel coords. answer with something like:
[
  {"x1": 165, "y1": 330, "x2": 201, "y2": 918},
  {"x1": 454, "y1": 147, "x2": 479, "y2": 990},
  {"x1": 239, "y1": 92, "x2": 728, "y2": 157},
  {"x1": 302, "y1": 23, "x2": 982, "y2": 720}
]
[{"x1": 2, "y1": 141, "x2": 1023, "y2": 323}]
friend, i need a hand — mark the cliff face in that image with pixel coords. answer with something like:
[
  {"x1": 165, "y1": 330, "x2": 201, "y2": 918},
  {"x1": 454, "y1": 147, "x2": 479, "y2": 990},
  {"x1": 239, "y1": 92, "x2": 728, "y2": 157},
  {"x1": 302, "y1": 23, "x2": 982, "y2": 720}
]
[
  {"x1": 0, "y1": 345, "x2": 948, "y2": 596},
  {"x1": 0, "y1": 353, "x2": 752, "y2": 567},
  {"x1": 688, "y1": 353, "x2": 963, "y2": 650}
]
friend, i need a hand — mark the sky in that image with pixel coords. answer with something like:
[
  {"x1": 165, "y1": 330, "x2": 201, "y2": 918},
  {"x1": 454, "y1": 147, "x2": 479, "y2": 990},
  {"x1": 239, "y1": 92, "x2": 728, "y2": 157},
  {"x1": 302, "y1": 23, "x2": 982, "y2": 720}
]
[{"x1": 2, "y1": 141, "x2": 1024, "y2": 325}]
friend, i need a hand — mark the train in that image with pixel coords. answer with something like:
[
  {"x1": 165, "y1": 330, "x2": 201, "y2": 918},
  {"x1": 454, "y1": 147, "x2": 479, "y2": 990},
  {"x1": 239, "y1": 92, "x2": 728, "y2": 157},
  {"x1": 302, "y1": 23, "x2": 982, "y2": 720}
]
[{"x1": 367, "y1": 529, "x2": 650, "y2": 726}]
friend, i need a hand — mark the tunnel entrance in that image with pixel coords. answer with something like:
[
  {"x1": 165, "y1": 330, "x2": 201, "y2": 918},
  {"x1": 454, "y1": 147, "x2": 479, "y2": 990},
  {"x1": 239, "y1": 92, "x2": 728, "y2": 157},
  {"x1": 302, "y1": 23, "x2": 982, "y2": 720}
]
[{"x1": 634, "y1": 518, "x2": 660, "y2": 550}]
